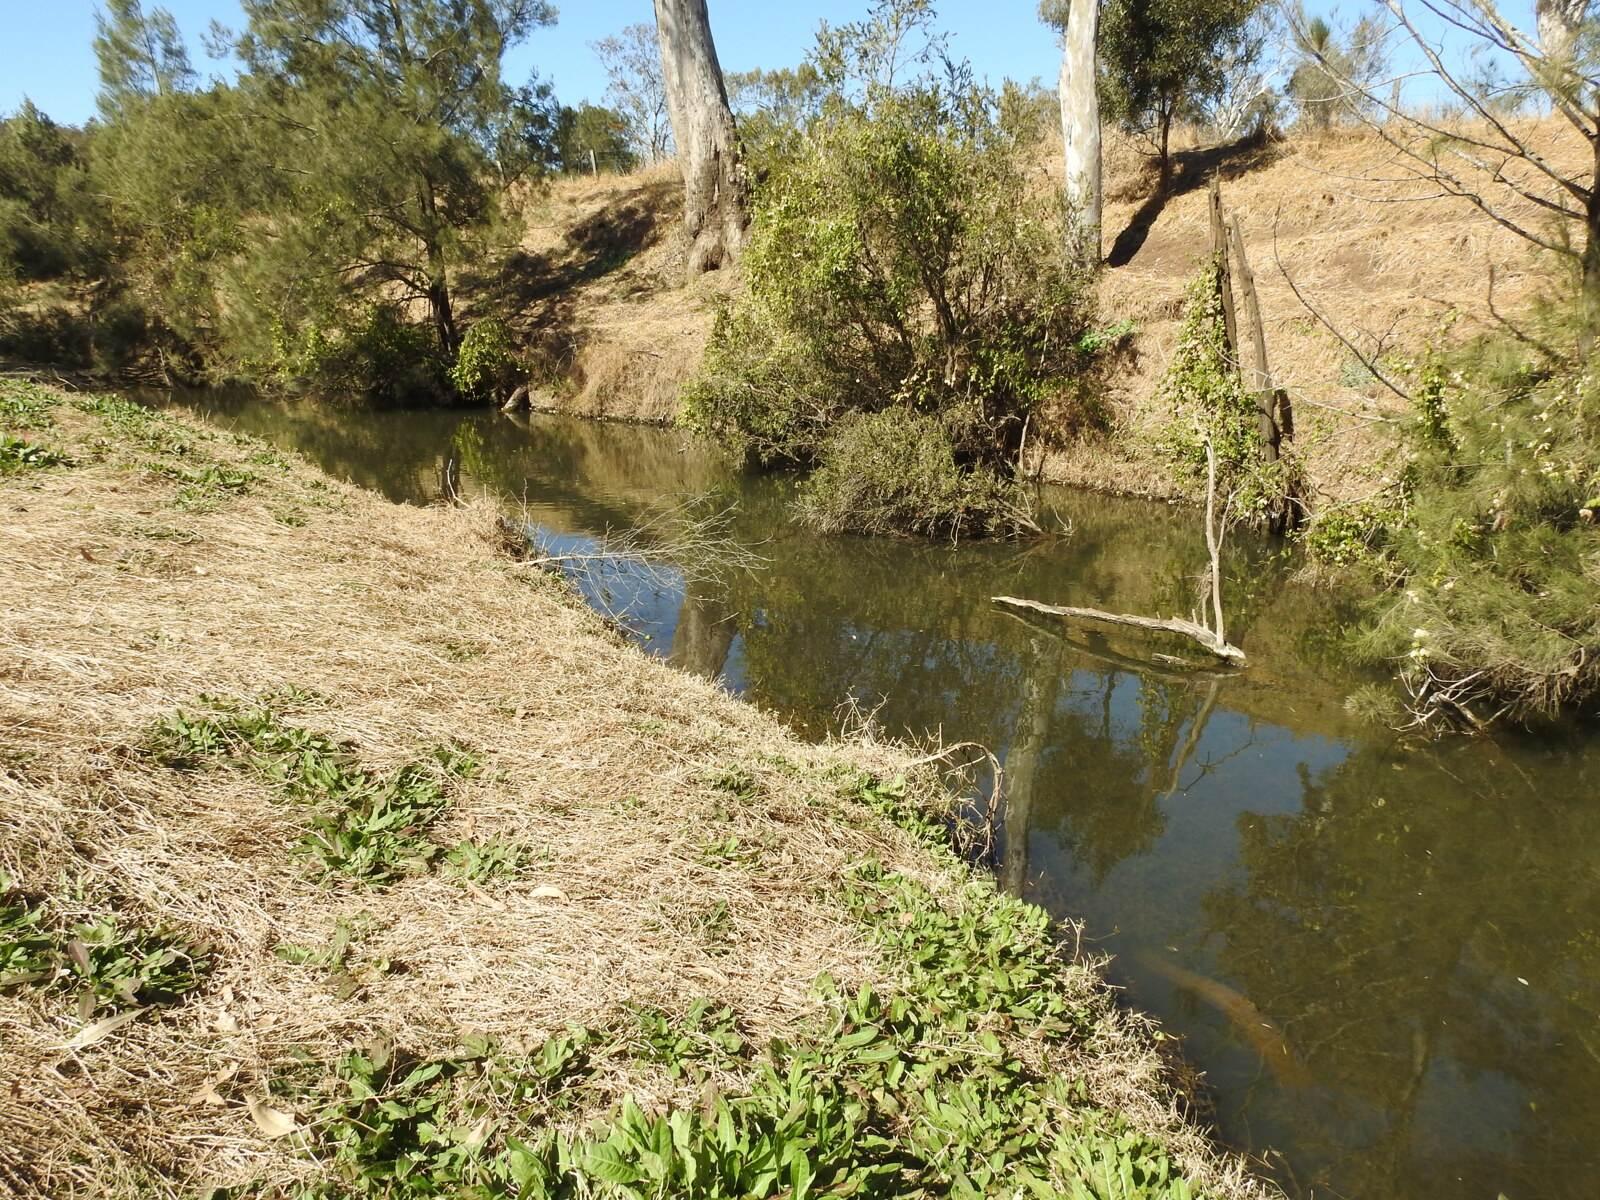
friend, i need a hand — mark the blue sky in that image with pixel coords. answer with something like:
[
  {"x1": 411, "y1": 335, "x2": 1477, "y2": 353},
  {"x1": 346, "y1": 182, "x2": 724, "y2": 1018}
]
[
  {"x1": 2, "y1": 0, "x2": 1542, "y2": 126},
  {"x1": 1, "y1": 1, "x2": 1073, "y2": 126}
]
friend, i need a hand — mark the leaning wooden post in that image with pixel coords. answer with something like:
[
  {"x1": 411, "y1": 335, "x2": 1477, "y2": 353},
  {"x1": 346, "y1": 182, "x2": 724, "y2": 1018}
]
[
  {"x1": 1227, "y1": 214, "x2": 1281, "y2": 462},
  {"x1": 1208, "y1": 176, "x2": 1239, "y2": 362}
]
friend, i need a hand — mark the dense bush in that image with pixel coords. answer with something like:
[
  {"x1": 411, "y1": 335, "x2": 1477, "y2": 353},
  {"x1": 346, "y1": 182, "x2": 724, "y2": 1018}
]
[
  {"x1": 272, "y1": 306, "x2": 448, "y2": 406},
  {"x1": 448, "y1": 318, "x2": 525, "y2": 403},
  {"x1": 1318, "y1": 305, "x2": 1600, "y2": 730},
  {"x1": 798, "y1": 408, "x2": 1033, "y2": 540},
  {"x1": 682, "y1": 66, "x2": 1094, "y2": 537}
]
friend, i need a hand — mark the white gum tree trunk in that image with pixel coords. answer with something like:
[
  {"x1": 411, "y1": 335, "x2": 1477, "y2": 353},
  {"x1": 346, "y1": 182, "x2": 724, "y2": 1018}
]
[
  {"x1": 1057, "y1": 0, "x2": 1102, "y2": 263},
  {"x1": 653, "y1": 0, "x2": 749, "y2": 275}
]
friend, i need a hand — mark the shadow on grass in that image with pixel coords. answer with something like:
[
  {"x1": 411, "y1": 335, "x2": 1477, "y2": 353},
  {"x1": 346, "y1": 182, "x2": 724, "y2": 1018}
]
[{"x1": 1106, "y1": 133, "x2": 1283, "y2": 269}]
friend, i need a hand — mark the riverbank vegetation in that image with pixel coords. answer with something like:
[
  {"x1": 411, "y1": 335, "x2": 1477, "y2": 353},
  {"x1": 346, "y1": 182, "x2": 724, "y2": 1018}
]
[
  {"x1": 683, "y1": 4, "x2": 1098, "y2": 538},
  {"x1": 0, "y1": 380, "x2": 1271, "y2": 1197},
  {"x1": 1317, "y1": 302, "x2": 1600, "y2": 732}
]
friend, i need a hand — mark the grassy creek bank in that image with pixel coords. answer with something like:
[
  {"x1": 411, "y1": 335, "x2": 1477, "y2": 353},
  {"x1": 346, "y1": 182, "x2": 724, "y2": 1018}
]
[{"x1": 0, "y1": 380, "x2": 1272, "y2": 1199}]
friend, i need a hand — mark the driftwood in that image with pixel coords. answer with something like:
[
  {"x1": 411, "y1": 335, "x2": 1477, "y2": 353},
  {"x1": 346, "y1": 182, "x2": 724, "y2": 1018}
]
[
  {"x1": 997, "y1": 609, "x2": 1240, "y2": 682},
  {"x1": 991, "y1": 596, "x2": 1247, "y2": 664}
]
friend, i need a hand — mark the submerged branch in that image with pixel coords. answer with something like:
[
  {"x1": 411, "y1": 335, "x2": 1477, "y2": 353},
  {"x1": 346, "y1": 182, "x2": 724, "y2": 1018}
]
[{"x1": 990, "y1": 596, "x2": 1247, "y2": 664}]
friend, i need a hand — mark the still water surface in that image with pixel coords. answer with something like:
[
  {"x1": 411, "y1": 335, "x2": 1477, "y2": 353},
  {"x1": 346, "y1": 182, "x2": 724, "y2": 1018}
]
[{"x1": 148, "y1": 392, "x2": 1600, "y2": 1200}]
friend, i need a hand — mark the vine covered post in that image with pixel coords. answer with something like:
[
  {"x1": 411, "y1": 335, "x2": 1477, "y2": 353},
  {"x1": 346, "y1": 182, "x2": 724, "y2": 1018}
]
[{"x1": 1207, "y1": 176, "x2": 1239, "y2": 359}]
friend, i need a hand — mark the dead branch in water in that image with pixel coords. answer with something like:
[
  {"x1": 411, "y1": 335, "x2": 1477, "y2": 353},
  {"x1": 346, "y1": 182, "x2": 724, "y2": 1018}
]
[
  {"x1": 991, "y1": 597, "x2": 1247, "y2": 664},
  {"x1": 993, "y1": 436, "x2": 1248, "y2": 665}
]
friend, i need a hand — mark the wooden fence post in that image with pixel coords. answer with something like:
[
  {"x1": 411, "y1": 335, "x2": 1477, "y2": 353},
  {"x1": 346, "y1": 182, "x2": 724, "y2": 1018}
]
[
  {"x1": 1208, "y1": 176, "x2": 1239, "y2": 360},
  {"x1": 1227, "y1": 213, "x2": 1282, "y2": 462}
]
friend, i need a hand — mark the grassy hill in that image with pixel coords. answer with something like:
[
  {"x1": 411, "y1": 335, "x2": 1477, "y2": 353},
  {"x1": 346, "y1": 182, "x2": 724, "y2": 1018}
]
[{"x1": 498, "y1": 121, "x2": 1583, "y2": 508}]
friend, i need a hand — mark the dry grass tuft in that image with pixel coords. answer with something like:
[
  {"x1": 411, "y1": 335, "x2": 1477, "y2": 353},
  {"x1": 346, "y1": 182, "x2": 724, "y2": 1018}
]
[{"x1": 0, "y1": 390, "x2": 1269, "y2": 1198}]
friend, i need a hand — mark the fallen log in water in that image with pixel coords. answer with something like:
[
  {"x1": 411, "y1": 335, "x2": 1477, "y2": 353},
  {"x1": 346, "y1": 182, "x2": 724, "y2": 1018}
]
[{"x1": 991, "y1": 595, "x2": 1247, "y2": 665}]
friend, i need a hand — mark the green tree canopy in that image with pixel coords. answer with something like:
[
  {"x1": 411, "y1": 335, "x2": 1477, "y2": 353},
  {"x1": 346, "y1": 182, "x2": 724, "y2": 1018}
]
[
  {"x1": 555, "y1": 104, "x2": 638, "y2": 173},
  {"x1": 93, "y1": 0, "x2": 196, "y2": 113},
  {"x1": 229, "y1": 0, "x2": 559, "y2": 360}
]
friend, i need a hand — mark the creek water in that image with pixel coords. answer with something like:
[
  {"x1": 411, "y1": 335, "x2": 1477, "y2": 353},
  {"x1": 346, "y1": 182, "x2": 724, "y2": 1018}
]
[{"x1": 146, "y1": 390, "x2": 1600, "y2": 1200}]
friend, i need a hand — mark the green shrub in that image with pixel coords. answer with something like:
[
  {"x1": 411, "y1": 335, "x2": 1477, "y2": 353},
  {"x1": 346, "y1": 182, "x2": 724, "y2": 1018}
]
[
  {"x1": 1300, "y1": 498, "x2": 1397, "y2": 568},
  {"x1": 1156, "y1": 257, "x2": 1294, "y2": 526},
  {"x1": 273, "y1": 306, "x2": 447, "y2": 405},
  {"x1": 1344, "y1": 305, "x2": 1600, "y2": 730},
  {"x1": 0, "y1": 433, "x2": 72, "y2": 474},
  {"x1": 798, "y1": 408, "x2": 1032, "y2": 540},
  {"x1": 448, "y1": 317, "x2": 523, "y2": 402},
  {"x1": 681, "y1": 57, "x2": 1094, "y2": 538}
]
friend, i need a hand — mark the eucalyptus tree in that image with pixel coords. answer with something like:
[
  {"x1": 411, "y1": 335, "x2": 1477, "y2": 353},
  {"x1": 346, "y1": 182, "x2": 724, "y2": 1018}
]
[
  {"x1": 231, "y1": 0, "x2": 559, "y2": 357},
  {"x1": 1041, "y1": 0, "x2": 1102, "y2": 263},
  {"x1": 653, "y1": 0, "x2": 749, "y2": 273}
]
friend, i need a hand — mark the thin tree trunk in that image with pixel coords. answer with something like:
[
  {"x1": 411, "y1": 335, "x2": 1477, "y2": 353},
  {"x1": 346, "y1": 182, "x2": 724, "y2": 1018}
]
[
  {"x1": 1158, "y1": 101, "x2": 1174, "y2": 191},
  {"x1": 1585, "y1": 141, "x2": 1600, "y2": 341},
  {"x1": 654, "y1": 0, "x2": 749, "y2": 275},
  {"x1": 1057, "y1": 0, "x2": 1101, "y2": 264},
  {"x1": 419, "y1": 180, "x2": 458, "y2": 356}
]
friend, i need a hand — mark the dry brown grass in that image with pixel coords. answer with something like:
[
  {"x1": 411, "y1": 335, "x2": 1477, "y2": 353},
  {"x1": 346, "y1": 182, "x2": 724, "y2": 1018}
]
[
  {"x1": 0, "y1": 390, "x2": 1271, "y2": 1199},
  {"x1": 475, "y1": 164, "x2": 736, "y2": 425},
  {"x1": 1049, "y1": 118, "x2": 1589, "y2": 503}
]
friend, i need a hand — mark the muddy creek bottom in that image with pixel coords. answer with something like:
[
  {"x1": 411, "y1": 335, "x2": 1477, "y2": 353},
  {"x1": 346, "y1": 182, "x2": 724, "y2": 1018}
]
[{"x1": 144, "y1": 391, "x2": 1600, "y2": 1200}]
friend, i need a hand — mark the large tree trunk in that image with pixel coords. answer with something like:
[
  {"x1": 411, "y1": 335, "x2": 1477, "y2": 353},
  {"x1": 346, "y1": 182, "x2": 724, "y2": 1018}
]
[
  {"x1": 1535, "y1": 0, "x2": 1587, "y2": 60},
  {"x1": 653, "y1": 0, "x2": 749, "y2": 275},
  {"x1": 1057, "y1": 0, "x2": 1101, "y2": 264}
]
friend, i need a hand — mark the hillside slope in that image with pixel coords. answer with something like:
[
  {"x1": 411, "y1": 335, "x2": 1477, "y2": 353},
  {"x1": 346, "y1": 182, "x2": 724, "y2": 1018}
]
[{"x1": 488, "y1": 123, "x2": 1578, "y2": 505}]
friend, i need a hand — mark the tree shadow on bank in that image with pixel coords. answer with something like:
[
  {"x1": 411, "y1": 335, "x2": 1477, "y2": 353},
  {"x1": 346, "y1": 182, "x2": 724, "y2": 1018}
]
[
  {"x1": 458, "y1": 174, "x2": 679, "y2": 380},
  {"x1": 1106, "y1": 133, "x2": 1282, "y2": 269}
]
